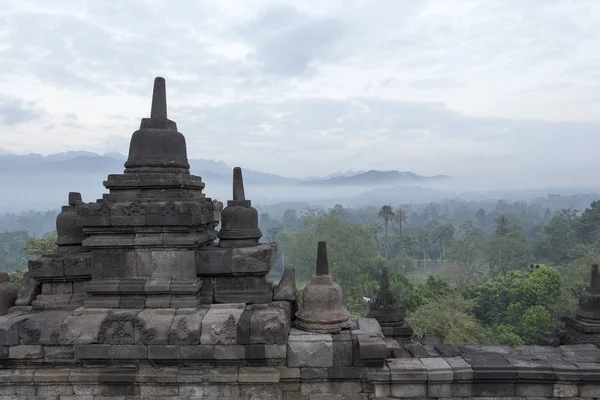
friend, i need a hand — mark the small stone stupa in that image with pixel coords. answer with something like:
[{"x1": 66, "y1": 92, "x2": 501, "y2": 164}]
[
  {"x1": 562, "y1": 264, "x2": 600, "y2": 345},
  {"x1": 366, "y1": 266, "x2": 413, "y2": 342},
  {"x1": 295, "y1": 241, "x2": 350, "y2": 333},
  {"x1": 218, "y1": 167, "x2": 262, "y2": 248}
]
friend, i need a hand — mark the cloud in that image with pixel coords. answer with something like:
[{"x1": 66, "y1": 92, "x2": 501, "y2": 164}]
[
  {"x1": 239, "y1": 5, "x2": 346, "y2": 76},
  {"x1": 0, "y1": 96, "x2": 43, "y2": 126},
  {"x1": 0, "y1": 0, "x2": 599, "y2": 190}
]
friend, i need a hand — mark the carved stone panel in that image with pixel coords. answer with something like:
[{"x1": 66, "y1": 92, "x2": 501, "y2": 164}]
[
  {"x1": 200, "y1": 303, "x2": 244, "y2": 345},
  {"x1": 98, "y1": 311, "x2": 156, "y2": 345}
]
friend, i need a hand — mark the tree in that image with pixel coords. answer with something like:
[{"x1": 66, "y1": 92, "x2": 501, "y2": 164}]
[
  {"x1": 535, "y1": 209, "x2": 580, "y2": 266},
  {"x1": 378, "y1": 205, "x2": 394, "y2": 259},
  {"x1": 406, "y1": 293, "x2": 489, "y2": 345},
  {"x1": 432, "y1": 224, "x2": 455, "y2": 266},
  {"x1": 21, "y1": 231, "x2": 58, "y2": 258},
  {"x1": 484, "y1": 216, "x2": 533, "y2": 276}
]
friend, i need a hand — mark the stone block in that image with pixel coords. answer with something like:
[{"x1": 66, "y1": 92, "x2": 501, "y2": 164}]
[
  {"x1": 237, "y1": 309, "x2": 253, "y2": 345},
  {"x1": 200, "y1": 303, "x2": 245, "y2": 345},
  {"x1": 196, "y1": 246, "x2": 233, "y2": 275},
  {"x1": 580, "y1": 383, "x2": 600, "y2": 398},
  {"x1": 452, "y1": 382, "x2": 473, "y2": 397},
  {"x1": 329, "y1": 381, "x2": 363, "y2": 393},
  {"x1": 357, "y1": 317, "x2": 384, "y2": 336},
  {"x1": 179, "y1": 345, "x2": 214, "y2": 360},
  {"x1": 287, "y1": 331, "x2": 333, "y2": 368},
  {"x1": 578, "y1": 362, "x2": 600, "y2": 381},
  {"x1": 140, "y1": 384, "x2": 179, "y2": 397},
  {"x1": 148, "y1": 344, "x2": 179, "y2": 360},
  {"x1": 68, "y1": 368, "x2": 101, "y2": 383},
  {"x1": 421, "y1": 356, "x2": 453, "y2": 382},
  {"x1": 97, "y1": 367, "x2": 137, "y2": 383},
  {"x1": 33, "y1": 368, "x2": 71, "y2": 382},
  {"x1": 138, "y1": 366, "x2": 178, "y2": 383},
  {"x1": 37, "y1": 384, "x2": 75, "y2": 396},
  {"x1": 363, "y1": 364, "x2": 390, "y2": 383},
  {"x1": 74, "y1": 344, "x2": 111, "y2": 360},
  {"x1": 428, "y1": 382, "x2": 453, "y2": 397},
  {"x1": 332, "y1": 330, "x2": 353, "y2": 367},
  {"x1": 109, "y1": 344, "x2": 147, "y2": 359},
  {"x1": 231, "y1": 243, "x2": 276, "y2": 275},
  {"x1": 204, "y1": 382, "x2": 241, "y2": 397},
  {"x1": 390, "y1": 382, "x2": 426, "y2": 397},
  {"x1": 249, "y1": 303, "x2": 290, "y2": 345},
  {"x1": 239, "y1": 367, "x2": 280, "y2": 383},
  {"x1": 549, "y1": 360, "x2": 582, "y2": 381},
  {"x1": 355, "y1": 334, "x2": 386, "y2": 363},
  {"x1": 246, "y1": 344, "x2": 265, "y2": 360},
  {"x1": 44, "y1": 345, "x2": 74, "y2": 360},
  {"x1": 444, "y1": 356, "x2": 474, "y2": 381},
  {"x1": 278, "y1": 366, "x2": 301, "y2": 380},
  {"x1": 239, "y1": 382, "x2": 282, "y2": 399},
  {"x1": 214, "y1": 344, "x2": 245, "y2": 360},
  {"x1": 516, "y1": 382, "x2": 553, "y2": 397},
  {"x1": 10, "y1": 369, "x2": 34, "y2": 383},
  {"x1": 387, "y1": 358, "x2": 427, "y2": 382},
  {"x1": 9, "y1": 344, "x2": 43, "y2": 359},
  {"x1": 205, "y1": 366, "x2": 239, "y2": 382},
  {"x1": 300, "y1": 367, "x2": 328, "y2": 380},
  {"x1": 179, "y1": 383, "x2": 204, "y2": 396},
  {"x1": 176, "y1": 367, "x2": 206, "y2": 383},
  {"x1": 472, "y1": 382, "x2": 516, "y2": 397},
  {"x1": 0, "y1": 313, "x2": 30, "y2": 345},
  {"x1": 301, "y1": 381, "x2": 329, "y2": 394},
  {"x1": 265, "y1": 344, "x2": 287, "y2": 359},
  {"x1": 136, "y1": 308, "x2": 176, "y2": 344},
  {"x1": 53, "y1": 308, "x2": 110, "y2": 345},
  {"x1": 329, "y1": 367, "x2": 362, "y2": 380},
  {"x1": 169, "y1": 306, "x2": 209, "y2": 345},
  {"x1": 553, "y1": 382, "x2": 579, "y2": 397}
]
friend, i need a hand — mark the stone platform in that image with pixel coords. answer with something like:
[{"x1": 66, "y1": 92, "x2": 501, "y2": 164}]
[{"x1": 2, "y1": 332, "x2": 600, "y2": 399}]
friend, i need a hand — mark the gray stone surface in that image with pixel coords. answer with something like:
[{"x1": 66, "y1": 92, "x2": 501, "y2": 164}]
[{"x1": 295, "y1": 242, "x2": 350, "y2": 334}]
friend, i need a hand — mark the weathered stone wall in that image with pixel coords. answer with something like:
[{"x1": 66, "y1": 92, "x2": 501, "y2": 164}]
[{"x1": 2, "y1": 344, "x2": 600, "y2": 399}]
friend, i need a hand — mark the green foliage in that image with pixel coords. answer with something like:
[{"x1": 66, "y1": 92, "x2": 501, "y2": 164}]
[
  {"x1": 22, "y1": 231, "x2": 58, "y2": 258},
  {"x1": 406, "y1": 293, "x2": 489, "y2": 345},
  {"x1": 0, "y1": 231, "x2": 30, "y2": 272},
  {"x1": 484, "y1": 216, "x2": 533, "y2": 276},
  {"x1": 466, "y1": 264, "x2": 563, "y2": 344},
  {"x1": 9, "y1": 269, "x2": 26, "y2": 287},
  {"x1": 519, "y1": 305, "x2": 556, "y2": 343},
  {"x1": 487, "y1": 324, "x2": 524, "y2": 347}
]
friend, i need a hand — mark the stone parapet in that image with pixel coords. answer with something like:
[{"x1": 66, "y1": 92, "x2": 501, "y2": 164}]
[{"x1": 1, "y1": 345, "x2": 600, "y2": 399}]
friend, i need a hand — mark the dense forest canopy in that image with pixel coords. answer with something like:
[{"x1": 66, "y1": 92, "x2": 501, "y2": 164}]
[{"x1": 2, "y1": 193, "x2": 600, "y2": 346}]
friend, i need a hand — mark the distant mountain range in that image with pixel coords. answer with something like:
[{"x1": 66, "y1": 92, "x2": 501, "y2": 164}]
[
  {"x1": 0, "y1": 151, "x2": 454, "y2": 212},
  {"x1": 0, "y1": 151, "x2": 449, "y2": 187}
]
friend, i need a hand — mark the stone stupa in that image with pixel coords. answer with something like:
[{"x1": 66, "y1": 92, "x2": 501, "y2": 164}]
[
  {"x1": 366, "y1": 266, "x2": 413, "y2": 342},
  {"x1": 562, "y1": 264, "x2": 600, "y2": 345},
  {"x1": 295, "y1": 241, "x2": 351, "y2": 333}
]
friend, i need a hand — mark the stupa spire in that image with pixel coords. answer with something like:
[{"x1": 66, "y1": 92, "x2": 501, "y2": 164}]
[
  {"x1": 150, "y1": 77, "x2": 167, "y2": 120},
  {"x1": 316, "y1": 241, "x2": 329, "y2": 276},
  {"x1": 591, "y1": 264, "x2": 600, "y2": 293},
  {"x1": 380, "y1": 266, "x2": 390, "y2": 291},
  {"x1": 123, "y1": 76, "x2": 190, "y2": 172},
  {"x1": 233, "y1": 167, "x2": 246, "y2": 201}
]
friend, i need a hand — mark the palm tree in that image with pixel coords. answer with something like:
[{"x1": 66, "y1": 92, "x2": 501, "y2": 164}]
[
  {"x1": 394, "y1": 208, "x2": 407, "y2": 258},
  {"x1": 378, "y1": 205, "x2": 394, "y2": 259}
]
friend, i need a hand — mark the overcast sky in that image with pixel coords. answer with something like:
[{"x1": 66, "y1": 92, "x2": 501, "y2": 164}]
[{"x1": 1, "y1": 0, "x2": 599, "y2": 186}]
